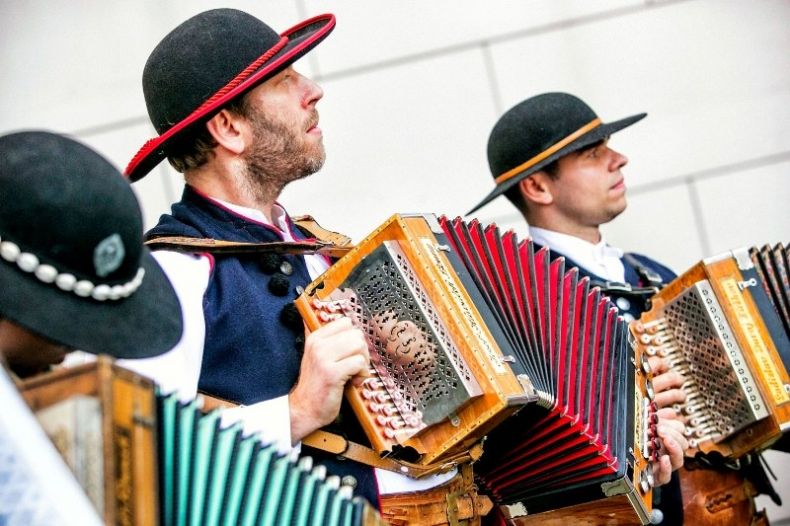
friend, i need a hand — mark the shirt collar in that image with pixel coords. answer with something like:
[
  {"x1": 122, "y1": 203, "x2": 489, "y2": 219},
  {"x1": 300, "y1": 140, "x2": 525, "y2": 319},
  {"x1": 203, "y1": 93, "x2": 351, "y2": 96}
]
[
  {"x1": 529, "y1": 227, "x2": 621, "y2": 257},
  {"x1": 206, "y1": 196, "x2": 291, "y2": 234},
  {"x1": 528, "y1": 226, "x2": 625, "y2": 282}
]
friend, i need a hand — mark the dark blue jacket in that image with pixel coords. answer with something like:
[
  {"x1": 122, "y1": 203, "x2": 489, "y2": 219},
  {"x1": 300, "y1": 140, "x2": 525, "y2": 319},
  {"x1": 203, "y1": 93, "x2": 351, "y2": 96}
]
[
  {"x1": 535, "y1": 244, "x2": 676, "y2": 320},
  {"x1": 147, "y1": 186, "x2": 380, "y2": 507}
]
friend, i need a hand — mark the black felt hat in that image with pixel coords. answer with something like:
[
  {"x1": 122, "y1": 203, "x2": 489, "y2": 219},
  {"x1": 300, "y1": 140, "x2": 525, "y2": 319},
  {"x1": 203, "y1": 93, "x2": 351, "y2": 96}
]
[
  {"x1": 0, "y1": 131, "x2": 182, "y2": 358},
  {"x1": 125, "y1": 9, "x2": 335, "y2": 181},
  {"x1": 468, "y1": 92, "x2": 646, "y2": 214}
]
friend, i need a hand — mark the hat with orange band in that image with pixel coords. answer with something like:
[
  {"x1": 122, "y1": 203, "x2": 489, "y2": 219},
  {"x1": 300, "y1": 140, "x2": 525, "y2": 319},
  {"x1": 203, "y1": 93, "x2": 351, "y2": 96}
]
[{"x1": 469, "y1": 92, "x2": 645, "y2": 214}]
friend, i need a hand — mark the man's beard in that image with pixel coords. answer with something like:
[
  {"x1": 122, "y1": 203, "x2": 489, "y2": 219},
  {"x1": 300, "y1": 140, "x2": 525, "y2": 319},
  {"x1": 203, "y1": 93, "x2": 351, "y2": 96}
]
[{"x1": 238, "y1": 107, "x2": 325, "y2": 205}]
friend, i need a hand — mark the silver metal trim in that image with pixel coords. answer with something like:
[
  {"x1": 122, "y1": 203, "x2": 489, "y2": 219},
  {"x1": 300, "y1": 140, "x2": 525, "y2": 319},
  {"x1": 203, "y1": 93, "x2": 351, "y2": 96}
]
[{"x1": 696, "y1": 280, "x2": 769, "y2": 422}]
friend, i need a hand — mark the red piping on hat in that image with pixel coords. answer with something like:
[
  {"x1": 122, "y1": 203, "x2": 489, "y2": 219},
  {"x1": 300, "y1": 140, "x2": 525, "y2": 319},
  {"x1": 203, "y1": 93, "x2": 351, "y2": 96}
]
[
  {"x1": 195, "y1": 38, "x2": 288, "y2": 120},
  {"x1": 125, "y1": 37, "x2": 288, "y2": 177},
  {"x1": 125, "y1": 13, "x2": 336, "y2": 180}
]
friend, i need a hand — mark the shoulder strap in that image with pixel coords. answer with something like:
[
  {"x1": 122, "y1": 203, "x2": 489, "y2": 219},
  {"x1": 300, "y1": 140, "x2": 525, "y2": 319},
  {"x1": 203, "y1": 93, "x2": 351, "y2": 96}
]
[
  {"x1": 291, "y1": 215, "x2": 353, "y2": 248},
  {"x1": 623, "y1": 253, "x2": 666, "y2": 289},
  {"x1": 145, "y1": 235, "x2": 353, "y2": 258},
  {"x1": 588, "y1": 278, "x2": 660, "y2": 299}
]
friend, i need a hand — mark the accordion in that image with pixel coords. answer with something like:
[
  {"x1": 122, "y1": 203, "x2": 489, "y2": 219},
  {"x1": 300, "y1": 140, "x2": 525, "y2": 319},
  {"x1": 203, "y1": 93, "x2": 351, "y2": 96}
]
[
  {"x1": 18, "y1": 358, "x2": 382, "y2": 526},
  {"x1": 296, "y1": 213, "x2": 657, "y2": 525},
  {"x1": 632, "y1": 243, "x2": 790, "y2": 460}
]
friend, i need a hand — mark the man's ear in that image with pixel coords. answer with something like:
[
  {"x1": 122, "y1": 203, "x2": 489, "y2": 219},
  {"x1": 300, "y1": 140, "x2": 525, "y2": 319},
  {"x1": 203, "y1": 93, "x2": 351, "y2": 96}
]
[
  {"x1": 518, "y1": 172, "x2": 554, "y2": 206},
  {"x1": 205, "y1": 109, "x2": 249, "y2": 155}
]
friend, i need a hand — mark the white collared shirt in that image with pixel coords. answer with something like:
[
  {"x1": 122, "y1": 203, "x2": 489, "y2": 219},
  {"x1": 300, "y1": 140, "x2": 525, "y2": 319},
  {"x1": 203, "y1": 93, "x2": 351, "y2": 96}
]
[
  {"x1": 211, "y1": 197, "x2": 331, "y2": 279},
  {"x1": 528, "y1": 226, "x2": 625, "y2": 283}
]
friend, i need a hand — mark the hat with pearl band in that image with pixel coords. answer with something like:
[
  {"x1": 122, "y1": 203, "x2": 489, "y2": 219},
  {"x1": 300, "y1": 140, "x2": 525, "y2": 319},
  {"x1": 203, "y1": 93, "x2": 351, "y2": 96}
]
[{"x1": 0, "y1": 131, "x2": 182, "y2": 358}]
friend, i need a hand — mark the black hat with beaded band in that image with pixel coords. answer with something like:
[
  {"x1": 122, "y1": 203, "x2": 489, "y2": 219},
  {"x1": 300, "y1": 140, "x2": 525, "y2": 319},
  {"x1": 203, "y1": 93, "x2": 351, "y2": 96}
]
[
  {"x1": 468, "y1": 92, "x2": 646, "y2": 214},
  {"x1": 0, "y1": 131, "x2": 182, "y2": 358},
  {"x1": 125, "y1": 8, "x2": 335, "y2": 181}
]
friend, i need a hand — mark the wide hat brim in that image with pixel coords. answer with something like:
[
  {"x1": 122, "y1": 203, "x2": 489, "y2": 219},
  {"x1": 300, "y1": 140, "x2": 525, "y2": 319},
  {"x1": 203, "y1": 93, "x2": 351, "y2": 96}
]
[
  {"x1": 468, "y1": 112, "x2": 646, "y2": 215},
  {"x1": 0, "y1": 246, "x2": 182, "y2": 359},
  {"x1": 126, "y1": 14, "x2": 335, "y2": 181}
]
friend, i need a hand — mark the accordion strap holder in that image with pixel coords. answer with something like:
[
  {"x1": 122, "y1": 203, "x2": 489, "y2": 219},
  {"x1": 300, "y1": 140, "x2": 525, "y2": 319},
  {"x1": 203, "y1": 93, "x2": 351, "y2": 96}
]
[{"x1": 198, "y1": 392, "x2": 480, "y2": 478}]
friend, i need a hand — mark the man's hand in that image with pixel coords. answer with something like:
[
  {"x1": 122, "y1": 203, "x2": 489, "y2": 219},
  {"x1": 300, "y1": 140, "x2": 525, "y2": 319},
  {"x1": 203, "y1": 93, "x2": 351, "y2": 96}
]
[
  {"x1": 646, "y1": 355, "x2": 689, "y2": 486},
  {"x1": 652, "y1": 418, "x2": 688, "y2": 486},
  {"x1": 648, "y1": 356, "x2": 686, "y2": 413},
  {"x1": 289, "y1": 317, "x2": 370, "y2": 443}
]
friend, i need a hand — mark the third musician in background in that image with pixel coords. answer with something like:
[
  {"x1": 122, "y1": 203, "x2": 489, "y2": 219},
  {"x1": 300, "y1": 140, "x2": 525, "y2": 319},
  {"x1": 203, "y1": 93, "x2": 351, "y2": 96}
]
[{"x1": 469, "y1": 92, "x2": 776, "y2": 525}]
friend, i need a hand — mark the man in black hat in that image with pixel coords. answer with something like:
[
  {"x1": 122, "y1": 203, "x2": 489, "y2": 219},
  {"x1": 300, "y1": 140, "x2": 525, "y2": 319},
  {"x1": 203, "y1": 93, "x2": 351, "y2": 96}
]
[
  {"x1": 472, "y1": 92, "x2": 690, "y2": 520},
  {"x1": 471, "y1": 93, "x2": 776, "y2": 524},
  {"x1": 0, "y1": 131, "x2": 182, "y2": 377},
  {"x1": 126, "y1": 8, "x2": 460, "y2": 510}
]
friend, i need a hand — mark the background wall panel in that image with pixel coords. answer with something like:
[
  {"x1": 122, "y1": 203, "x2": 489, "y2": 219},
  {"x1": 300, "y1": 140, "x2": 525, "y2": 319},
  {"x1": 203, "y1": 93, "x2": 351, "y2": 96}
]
[{"x1": 1, "y1": 0, "x2": 788, "y2": 521}]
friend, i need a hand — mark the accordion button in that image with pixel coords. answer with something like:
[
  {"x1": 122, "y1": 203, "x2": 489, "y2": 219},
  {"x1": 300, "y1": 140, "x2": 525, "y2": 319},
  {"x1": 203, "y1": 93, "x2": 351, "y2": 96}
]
[
  {"x1": 640, "y1": 355, "x2": 652, "y2": 375},
  {"x1": 645, "y1": 380, "x2": 655, "y2": 400},
  {"x1": 280, "y1": 260, "x2": 294, "y2": 276},
  {"x1": 616, "y1": 297, "x2": 631, "y2": 311}
]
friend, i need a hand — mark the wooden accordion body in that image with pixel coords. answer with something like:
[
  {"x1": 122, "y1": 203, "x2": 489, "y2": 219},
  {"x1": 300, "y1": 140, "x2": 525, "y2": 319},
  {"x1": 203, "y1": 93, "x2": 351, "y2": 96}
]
[
  {"x1": 18, "y1": 359, "x2": 383, "y2": 526},
  {"x1": 19, "y1": 357, "x2": 158, "y2": 526},
  {"x1": 296, "y1": 213, "x2": 535, "y2": 466},
  {"x1": 297, "y1": 213, "x2": 657, "y2": 525},
  {"x1": 632, "y1": 246, "x2": 790, "y2": 459}
]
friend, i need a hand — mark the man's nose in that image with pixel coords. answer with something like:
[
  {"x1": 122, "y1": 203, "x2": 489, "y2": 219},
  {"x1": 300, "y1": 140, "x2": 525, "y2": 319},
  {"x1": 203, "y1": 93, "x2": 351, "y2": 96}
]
[
  {"x1": 301, "y1": 74, "x2": 324, "y2": 109},
  {"x1": 609, "y1": 147, "x2": 628, "y2": 170}
]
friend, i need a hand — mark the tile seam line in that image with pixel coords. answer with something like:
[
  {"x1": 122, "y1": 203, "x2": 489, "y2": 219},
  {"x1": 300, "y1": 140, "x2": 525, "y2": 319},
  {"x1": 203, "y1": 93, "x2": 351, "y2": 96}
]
[
  {"x1": 70, "y1": 0, "x2": 693, "y2": 137},
  {"x1": 315, "y1": 0, "x2": 694, "y2": 82},
  {"x1": 628, "y1": 150, "x2": 790, "y2": 196},
  {"x1": 480, "y1": 150, "x2": 790, "y2": 223}
]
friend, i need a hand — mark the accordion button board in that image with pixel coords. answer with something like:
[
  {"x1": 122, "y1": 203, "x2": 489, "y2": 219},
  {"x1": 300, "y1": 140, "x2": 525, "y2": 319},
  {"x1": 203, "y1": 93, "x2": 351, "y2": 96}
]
[{"x1": 632, "y1": 245, "x2": 790, "y2": 459}]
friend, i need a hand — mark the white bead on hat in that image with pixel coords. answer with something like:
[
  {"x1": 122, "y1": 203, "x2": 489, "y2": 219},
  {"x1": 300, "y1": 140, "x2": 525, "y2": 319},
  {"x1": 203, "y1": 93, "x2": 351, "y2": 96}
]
[{"x1": 0, "y1": 234, "x2": 144, "y2": 302}]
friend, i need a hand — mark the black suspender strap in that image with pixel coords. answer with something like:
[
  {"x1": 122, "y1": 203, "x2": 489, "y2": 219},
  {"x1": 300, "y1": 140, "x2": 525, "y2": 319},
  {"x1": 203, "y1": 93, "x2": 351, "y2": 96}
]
[{"x1": 623, "y1": 253, "x2": 666, "y2": 289}]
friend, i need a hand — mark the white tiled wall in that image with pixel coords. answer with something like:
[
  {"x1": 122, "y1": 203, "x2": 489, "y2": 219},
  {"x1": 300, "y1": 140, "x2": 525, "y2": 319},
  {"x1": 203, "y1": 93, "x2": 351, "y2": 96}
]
[{"x1": 2, "y1": 0, "x2": 789, "y2": 521}]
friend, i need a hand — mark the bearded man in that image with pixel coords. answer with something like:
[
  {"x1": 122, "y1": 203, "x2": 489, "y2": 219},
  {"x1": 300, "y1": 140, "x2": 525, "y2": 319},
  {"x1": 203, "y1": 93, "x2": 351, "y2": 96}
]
[{"x1": 125, "y1": 9, "x2": 463, "y2": 515}]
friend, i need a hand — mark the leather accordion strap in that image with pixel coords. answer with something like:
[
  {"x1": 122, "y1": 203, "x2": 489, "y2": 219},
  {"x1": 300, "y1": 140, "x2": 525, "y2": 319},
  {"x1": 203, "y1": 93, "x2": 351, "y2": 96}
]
[
  {"x1": 198, "y1": 392, "x2": 482, "y2": 478},
  {"x1": 146, "y1": 212, "x2": 354, "y2": 258},
  {"x1": 144, "y1": 235, "x2": 353, "y2": 258},
  {"x1": 302, "y1": 429, "x2": 484, "y2": 479},
  {"x1": 291, "y1": 214, "x2": 353, "y2": 248}
]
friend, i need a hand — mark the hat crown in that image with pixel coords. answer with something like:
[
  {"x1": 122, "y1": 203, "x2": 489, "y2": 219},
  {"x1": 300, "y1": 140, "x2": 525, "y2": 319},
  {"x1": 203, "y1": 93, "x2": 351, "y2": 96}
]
[
  {"x1": 0, "y1": 132, "x2": 143, "y2": 285},
  {"x1": 487, "y1": 92, "x2": 599, "y2": 179},
  {"x1": 143, "y1": 9, "x2": 281, "y2": 135}
]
